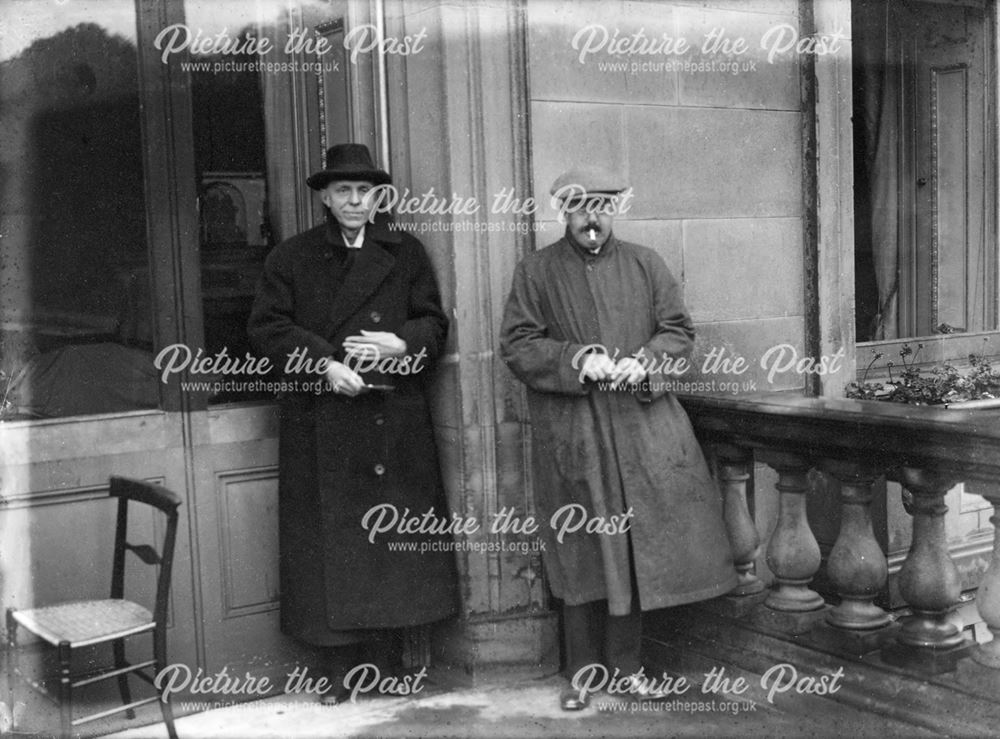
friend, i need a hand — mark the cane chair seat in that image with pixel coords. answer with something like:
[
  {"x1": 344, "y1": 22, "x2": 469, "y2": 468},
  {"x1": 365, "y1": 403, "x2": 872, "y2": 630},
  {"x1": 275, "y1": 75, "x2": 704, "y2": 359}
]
[{"x1": 11, "y1": 599, "x2": 154, "y2": 648}]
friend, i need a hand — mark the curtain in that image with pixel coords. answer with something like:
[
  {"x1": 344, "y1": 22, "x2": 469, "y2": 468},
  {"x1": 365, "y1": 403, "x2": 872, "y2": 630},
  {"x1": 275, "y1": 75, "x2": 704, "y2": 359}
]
[{"x1": 857, "y1": 1, "x2": 901, "y2": 340}]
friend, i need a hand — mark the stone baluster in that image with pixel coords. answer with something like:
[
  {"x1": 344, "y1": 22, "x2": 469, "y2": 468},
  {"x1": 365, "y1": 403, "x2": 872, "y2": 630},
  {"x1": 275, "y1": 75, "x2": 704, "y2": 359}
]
[
  {"x1": 762, "y1": 452, "x2": 824, "y2": 612},
  {"x1": 971, "y1": 487, "x2": 1000, "y2": 668},
  {"x1": 895, "y1": 467, "x2": 964, "y2": 648},
  {"x1": 821, "y1": 460, "x2": 891, "y2": 629},
  {"x1": 716, "y1": 444, "x2": 764, "y2": 595}
]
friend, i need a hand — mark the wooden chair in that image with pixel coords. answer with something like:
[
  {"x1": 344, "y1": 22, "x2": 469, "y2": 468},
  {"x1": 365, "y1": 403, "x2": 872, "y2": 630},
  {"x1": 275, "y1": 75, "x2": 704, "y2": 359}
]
[{"x1": 6, "y1": 476, "x2": 181, "y2": 738}]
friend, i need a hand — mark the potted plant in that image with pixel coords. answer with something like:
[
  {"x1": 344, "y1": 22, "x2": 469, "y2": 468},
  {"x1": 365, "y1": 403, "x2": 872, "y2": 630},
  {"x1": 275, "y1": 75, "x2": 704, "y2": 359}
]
[{"x1": 846, "y1": 342, "x2": 1000, "y2": 409}]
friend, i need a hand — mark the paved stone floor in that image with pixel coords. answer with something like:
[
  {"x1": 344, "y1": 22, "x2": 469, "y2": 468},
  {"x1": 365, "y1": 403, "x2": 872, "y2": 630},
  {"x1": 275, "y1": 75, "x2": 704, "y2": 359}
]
[{"x1": 97, "y1": 671, "x2": 940, "y2": 739}]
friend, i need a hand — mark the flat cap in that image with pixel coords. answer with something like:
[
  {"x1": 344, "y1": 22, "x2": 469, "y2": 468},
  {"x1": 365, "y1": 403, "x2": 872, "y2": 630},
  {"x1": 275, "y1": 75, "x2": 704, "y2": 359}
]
[{"x1": 549, "y1": 165, "x2": 629, "y2": 199}]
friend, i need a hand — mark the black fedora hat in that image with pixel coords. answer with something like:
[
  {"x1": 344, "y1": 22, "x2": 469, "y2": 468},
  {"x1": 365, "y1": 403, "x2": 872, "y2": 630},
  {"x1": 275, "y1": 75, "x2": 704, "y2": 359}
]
[{"x1": 306, "y1": 143, "x2": 391, "y2": 190}]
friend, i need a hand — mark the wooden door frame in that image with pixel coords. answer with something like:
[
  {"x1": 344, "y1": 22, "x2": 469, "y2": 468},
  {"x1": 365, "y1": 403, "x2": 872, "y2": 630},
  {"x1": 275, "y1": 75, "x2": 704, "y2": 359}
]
[{"x1": 186, "y1": 0, "x2": 394, "y2": 681}]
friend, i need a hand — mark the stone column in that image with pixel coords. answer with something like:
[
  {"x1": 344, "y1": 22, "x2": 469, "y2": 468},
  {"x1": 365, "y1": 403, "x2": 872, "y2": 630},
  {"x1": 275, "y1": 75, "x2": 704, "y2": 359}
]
[
  {"x1": 716, "y1": 444, "x2": 764, "y2": 596},
  {"x1": 384, "y1": 1, "x2": 556, "y2": 676},
  {"x1": 894, "y1": 468, "x2": 964, "y2": 649},
  {"x1": 821, "y1": 460, "x2": 890, "y2": 630},
  {"x1": 971, "y1": 488, "x2": 1000, "y2": 668},
  {"x1": 761, "y1": 452, "x2": 824, "y2": 612}
]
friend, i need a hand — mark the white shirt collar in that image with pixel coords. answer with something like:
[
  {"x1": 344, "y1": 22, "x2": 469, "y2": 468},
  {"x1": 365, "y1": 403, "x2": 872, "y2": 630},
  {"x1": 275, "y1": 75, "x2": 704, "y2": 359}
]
[{"x1": 343, "y1": 225, "x2": 365, "y2": 249}]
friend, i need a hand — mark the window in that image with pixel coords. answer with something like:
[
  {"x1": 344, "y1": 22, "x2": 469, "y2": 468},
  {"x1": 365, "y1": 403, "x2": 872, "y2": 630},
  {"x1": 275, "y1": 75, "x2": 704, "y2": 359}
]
[
  {"x1": 852, "y1": 0, "x2": 998, "y2": 361},
  {"x1": 186, "y1": 2, "x2": 277, "y2": 404},
  {"x1": 0, "y1": 1, "x2": 159, "y2": 419}
]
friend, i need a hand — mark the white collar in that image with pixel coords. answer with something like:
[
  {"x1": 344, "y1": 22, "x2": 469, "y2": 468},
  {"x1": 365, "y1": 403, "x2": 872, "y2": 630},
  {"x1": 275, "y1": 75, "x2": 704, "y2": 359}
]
[{"x1": 343, "y1": 226, "x2": 365, "y2": 249}]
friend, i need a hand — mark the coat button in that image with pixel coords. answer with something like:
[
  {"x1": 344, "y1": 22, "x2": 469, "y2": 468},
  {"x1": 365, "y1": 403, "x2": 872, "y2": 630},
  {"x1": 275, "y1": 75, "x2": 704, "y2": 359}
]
[
  {"x1": 374, "y1": 463, "x2": 386, "y2": 476},
  {"x1": 375, "y1": 416, "x2": 385, "y2": 426},
  {"x1": 370, "y1": 311, "x2": 382, "y2": 323}
]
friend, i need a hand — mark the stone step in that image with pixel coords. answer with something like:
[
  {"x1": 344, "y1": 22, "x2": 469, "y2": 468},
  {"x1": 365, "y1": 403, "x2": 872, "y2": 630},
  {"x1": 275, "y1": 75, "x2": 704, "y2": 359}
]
[{"x1": 643, "y1": 602, "x2": 1000, "y2": 737}]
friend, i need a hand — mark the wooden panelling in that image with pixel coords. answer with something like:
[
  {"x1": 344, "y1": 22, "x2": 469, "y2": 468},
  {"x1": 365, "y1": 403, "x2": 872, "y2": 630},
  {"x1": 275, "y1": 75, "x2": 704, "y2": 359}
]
[
  {"x1": 933, "y1": 65, "x2": 971, "y2": 330},
  {"x1": 0, "y1": 411, "x2": 169, "y2": 468},
  {"x1": 188, "y1": 405, "x2": 314, "y2": 679},
  {"x1": 899, "y1": 0, "x2": 993, "y2": 339},
  {"x1": 217, "y1": 467, "x2": 281, "y2": 618}
]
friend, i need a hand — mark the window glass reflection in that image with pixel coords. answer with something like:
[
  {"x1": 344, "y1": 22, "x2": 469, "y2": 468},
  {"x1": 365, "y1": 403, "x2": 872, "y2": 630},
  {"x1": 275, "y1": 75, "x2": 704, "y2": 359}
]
[
  {"x1": 0, "y1": 1, "x2": 158, "y2": 419},
  {"x1": 185, "y1": 0, "x2": 286, "y2": 404}
]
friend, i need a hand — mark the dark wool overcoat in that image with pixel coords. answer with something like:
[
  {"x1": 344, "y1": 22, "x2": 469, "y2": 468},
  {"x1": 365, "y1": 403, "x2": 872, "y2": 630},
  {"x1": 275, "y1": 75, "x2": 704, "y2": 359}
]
[
  {"x1": 499, "y1": 236, "x2": 737, "y2": 616},
  {"x1": 248, "y1": 220, "x2": 458, "y2": 641}
]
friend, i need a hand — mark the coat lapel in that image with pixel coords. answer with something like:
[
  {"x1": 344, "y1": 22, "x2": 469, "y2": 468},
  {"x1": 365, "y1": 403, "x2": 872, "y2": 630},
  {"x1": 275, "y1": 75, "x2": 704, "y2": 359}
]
[{"x1": 324, "y1": 229, "x2": 396, "y2": 336}]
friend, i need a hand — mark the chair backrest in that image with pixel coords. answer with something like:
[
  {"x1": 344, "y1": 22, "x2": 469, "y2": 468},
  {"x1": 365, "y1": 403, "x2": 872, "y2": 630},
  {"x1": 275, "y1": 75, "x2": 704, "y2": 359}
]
[{"x1": 108, "y1": 477, "x2": 182, "y2": 628}]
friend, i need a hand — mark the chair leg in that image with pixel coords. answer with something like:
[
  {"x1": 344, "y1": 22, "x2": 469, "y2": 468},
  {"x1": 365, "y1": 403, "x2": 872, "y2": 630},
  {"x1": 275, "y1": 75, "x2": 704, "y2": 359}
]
[
  {"x1": 153, "y1": 627, "x2": 177, "y2": 739},
  {"x1": 161, "y1": 693, "x2": 178, "y2": 739},
  {"x1": 6, "y1": 610, "x2": 17, "y2": 731},
  {"x1": 58, "y1": 641, "x2": 71, "y2": 739},
  {"x1": 113, "y1": 638, "x2": 135, "y2": 719}
]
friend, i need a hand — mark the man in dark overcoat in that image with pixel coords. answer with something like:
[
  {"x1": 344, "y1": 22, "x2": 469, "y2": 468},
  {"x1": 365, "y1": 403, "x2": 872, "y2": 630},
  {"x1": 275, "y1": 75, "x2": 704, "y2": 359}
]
[
  {"x1": 248, "y1": 144, "x2": 458, "y2": 702},
  {"x1": 499, "y1": 167, "x2": 737, "y2": 710}
]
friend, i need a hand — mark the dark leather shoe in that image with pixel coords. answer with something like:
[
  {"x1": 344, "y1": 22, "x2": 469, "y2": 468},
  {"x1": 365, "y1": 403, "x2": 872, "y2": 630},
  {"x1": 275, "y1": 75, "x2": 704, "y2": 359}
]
[{"x1": 559, "y1": 687, "x2": 590, "y2": 711}]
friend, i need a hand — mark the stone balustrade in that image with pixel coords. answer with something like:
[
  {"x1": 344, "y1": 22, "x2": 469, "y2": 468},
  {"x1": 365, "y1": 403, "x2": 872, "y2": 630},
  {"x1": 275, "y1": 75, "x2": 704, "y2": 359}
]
[{"x1": 679, "y1": 391, "x2": 1000, "y2": 674}]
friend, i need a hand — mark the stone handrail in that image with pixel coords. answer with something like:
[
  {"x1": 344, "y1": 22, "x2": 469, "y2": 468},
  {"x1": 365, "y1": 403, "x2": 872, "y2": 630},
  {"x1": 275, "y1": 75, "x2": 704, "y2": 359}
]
[{"x1": 679, "y1": 391, "x2": 1000, "y2": 673}]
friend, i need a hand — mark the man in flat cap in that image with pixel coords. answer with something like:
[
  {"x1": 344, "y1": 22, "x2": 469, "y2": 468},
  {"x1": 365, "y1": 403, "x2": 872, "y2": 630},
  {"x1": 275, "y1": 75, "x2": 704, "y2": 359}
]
[
  {"x1": 248, "y1": 143, "x2": 458, "y2": 703},
  {"x1": 500, "y1": 166, "x2": 736, "y2": 710}
]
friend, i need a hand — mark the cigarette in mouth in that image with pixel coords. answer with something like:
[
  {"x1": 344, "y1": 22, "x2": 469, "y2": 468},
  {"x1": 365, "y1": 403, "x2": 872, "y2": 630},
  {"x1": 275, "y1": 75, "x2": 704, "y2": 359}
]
[{"x1": 588, "y1": 228, "x2": 596, "y2": 242}]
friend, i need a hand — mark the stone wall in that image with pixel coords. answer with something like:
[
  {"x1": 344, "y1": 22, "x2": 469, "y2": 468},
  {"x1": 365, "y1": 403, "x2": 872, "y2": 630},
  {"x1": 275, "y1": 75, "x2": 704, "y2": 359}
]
[{"x1": 527, "y1": 0, "x2": 808, "y2": 392}]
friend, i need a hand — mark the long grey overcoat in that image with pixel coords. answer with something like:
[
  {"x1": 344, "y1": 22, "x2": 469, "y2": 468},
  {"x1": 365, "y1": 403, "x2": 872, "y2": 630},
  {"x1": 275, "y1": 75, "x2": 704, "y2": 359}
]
[
  {"x1": 248, "y1": 220, "x2": 458, "y2": 641},
  {"x1": 499, "y1": 236, "x2": 737, "y2": 616}
]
